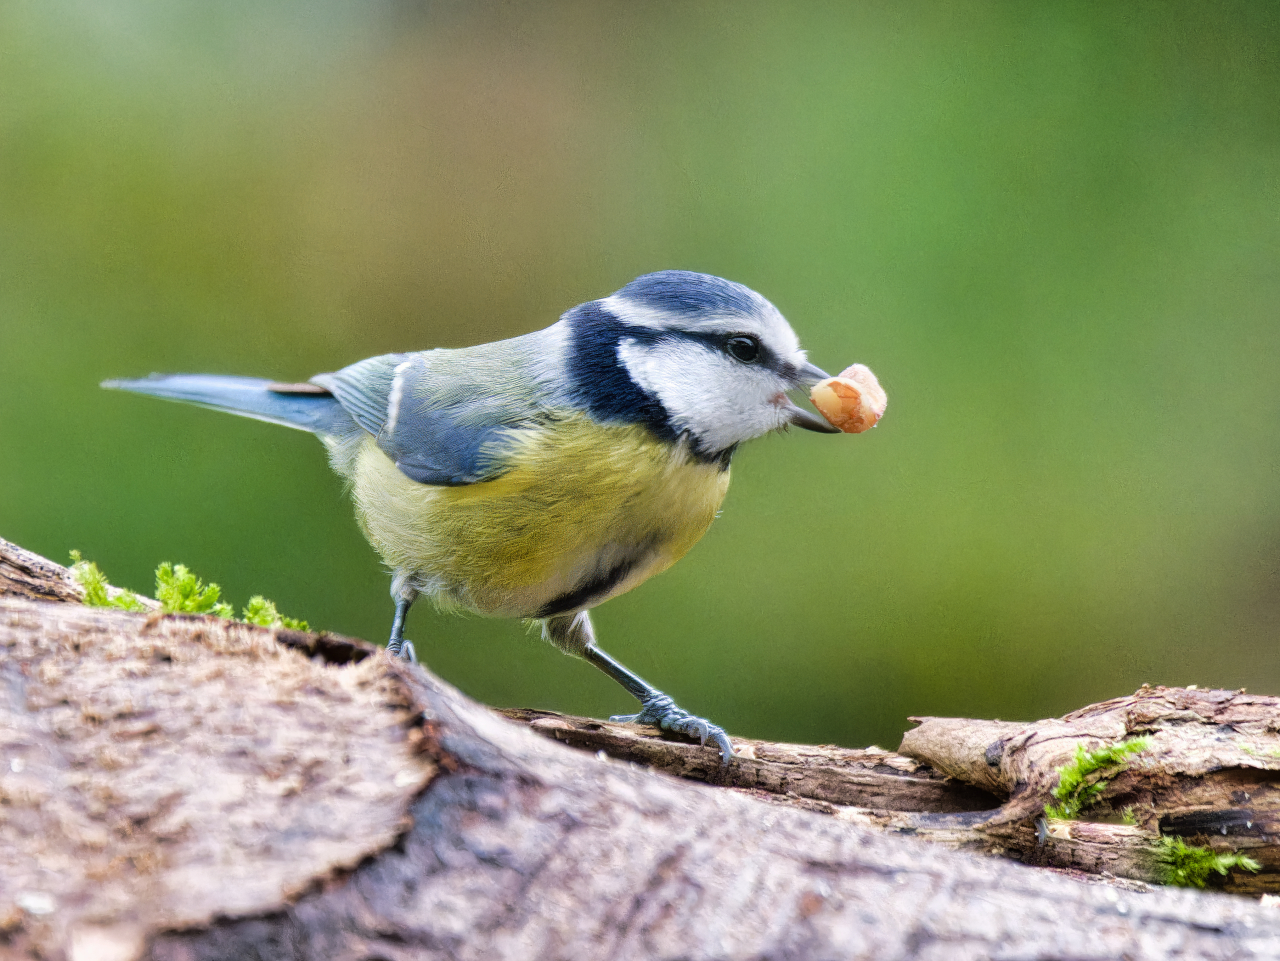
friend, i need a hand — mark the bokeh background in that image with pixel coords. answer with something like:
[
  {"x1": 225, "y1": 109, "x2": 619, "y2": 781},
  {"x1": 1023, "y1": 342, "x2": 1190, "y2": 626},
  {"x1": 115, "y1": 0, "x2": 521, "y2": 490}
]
[{"x1": 2, "y1": 2, "x2": 1277, "y2": 749}]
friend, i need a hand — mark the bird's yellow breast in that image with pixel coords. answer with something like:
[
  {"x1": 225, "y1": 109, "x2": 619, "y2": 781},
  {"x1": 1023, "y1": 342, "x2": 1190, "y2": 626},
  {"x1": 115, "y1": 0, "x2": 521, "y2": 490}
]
[{"x1": 349, "y1": 414, "x2": 731, "y2": 618}]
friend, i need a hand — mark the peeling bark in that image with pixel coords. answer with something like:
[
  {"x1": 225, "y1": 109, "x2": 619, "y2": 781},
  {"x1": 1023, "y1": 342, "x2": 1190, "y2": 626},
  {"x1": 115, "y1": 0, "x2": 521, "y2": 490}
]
[
  {"x1": 0, "y1": 539, "x2": 86, "y2": 605},
  {"x1": 497, "y1": 707, "x2": 999, "y2": 813},
  {"x1": 899, "y1": 688, "x2": 1280, "y2": 892}
]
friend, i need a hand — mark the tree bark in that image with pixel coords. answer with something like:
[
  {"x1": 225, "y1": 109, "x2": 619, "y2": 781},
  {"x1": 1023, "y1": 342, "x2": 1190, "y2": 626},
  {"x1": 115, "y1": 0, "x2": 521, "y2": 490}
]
[{"x1": 3, "y1": 536, "x2": 1280, "y2": 960}]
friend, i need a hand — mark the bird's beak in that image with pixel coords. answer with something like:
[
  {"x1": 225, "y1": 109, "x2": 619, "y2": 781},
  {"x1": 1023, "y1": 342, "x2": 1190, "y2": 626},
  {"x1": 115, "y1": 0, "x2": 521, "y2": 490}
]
[
  {"x1": 782, "y1": 361, "x2": 840, "y2": 432},
  {"x1": 780, "y1": 396, "x2": 841, "y2": 433},
  {"x1": 792, "y1": 362, "x2": 832, "y2": 388}
]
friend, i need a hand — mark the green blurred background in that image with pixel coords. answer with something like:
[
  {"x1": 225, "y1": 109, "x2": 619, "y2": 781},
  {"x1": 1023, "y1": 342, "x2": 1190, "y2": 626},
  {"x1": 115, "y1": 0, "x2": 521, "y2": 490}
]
[{"x1": 2, "y1": 2, "x2": 1277, "y2": 749}]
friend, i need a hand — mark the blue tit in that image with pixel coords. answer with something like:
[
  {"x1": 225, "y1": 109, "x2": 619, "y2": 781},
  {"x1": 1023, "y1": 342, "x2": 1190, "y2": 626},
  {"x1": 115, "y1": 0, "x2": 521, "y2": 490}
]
[{"x1": 103, "y1": 270, "x2": 839, "y2": 762}]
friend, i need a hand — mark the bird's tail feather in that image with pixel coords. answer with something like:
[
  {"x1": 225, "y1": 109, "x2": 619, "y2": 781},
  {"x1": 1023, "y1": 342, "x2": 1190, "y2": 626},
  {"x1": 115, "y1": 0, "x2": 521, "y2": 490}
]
[{"x1": 101, "y1": 374, "x2": 351, "y2": 434}]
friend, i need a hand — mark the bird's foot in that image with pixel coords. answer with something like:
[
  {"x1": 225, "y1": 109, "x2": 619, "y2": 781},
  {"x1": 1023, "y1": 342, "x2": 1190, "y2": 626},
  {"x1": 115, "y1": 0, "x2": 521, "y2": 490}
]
[
  {"x1": 385, "y1": 638, "x2": 417, "y2": 663},
  {"x1": 611, "y1": 693, "x2": 734, "y2": 765}
]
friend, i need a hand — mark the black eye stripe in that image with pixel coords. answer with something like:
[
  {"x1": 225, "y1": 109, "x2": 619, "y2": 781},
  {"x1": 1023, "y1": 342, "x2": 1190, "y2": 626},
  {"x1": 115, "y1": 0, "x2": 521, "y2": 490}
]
[
  {"x1": 682, "y1": 331, "x2": 783, "y2": 371},
  {"x1": 609, "y1": 327, "x2": 785, "y2": 375}
]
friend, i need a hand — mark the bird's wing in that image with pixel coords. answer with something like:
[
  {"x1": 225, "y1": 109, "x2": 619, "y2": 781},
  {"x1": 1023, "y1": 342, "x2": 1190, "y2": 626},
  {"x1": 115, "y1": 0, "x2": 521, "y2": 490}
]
[{"x1": 311, "y1": 341, "x2": 557, "y2": 487}]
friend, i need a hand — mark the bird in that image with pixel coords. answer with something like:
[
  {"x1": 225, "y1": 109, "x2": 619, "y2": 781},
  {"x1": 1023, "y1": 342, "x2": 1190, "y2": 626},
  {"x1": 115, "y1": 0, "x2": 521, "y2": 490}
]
[{"x1": 103, "y1": 270, "x2": 841, "y2": 762}]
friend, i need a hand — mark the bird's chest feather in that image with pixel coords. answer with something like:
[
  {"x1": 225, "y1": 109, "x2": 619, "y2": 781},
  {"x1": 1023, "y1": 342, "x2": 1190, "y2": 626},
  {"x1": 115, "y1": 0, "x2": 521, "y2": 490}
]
[{"x1": 350, "y1": 415, "x2": 731, "y2": 616}]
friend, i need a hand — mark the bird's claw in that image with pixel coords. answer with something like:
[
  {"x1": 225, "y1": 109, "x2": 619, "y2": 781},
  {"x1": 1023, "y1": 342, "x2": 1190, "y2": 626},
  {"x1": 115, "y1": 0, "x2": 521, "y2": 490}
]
[
  {"x1": 611, "y1": 693, "x2": 734, "y2": 765},
  {"x1": 386, "y1": 638, "x2": 417, "y2": 663}
]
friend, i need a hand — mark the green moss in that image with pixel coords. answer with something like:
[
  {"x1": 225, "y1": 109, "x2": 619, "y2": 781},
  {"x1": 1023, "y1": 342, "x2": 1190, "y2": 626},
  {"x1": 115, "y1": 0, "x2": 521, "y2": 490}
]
[
  {"x1": 69, "y1": 552, "x2": 308, "y2": 630},
  {"x1": 242, "y1": 595, "x2": 308, "y2": 631},
  {"x1": 1157, "y1": 836, "x2": 1261, "y2": 889},
  {"x1": 1044, "y1": 736, "x2": 1152, "y2": 821},
  {"x1": 69, "y1": 549, "x2": 110, "y2": 605},
  {"x1": 107, "y1": 589, "x2": 149, "y2": 613},
  {"x1": 68, "y1": 550, "x2": 149, "y2": 612},
  {"x1": 155, "y1": 562, "x2": 234, "y2": 617}
]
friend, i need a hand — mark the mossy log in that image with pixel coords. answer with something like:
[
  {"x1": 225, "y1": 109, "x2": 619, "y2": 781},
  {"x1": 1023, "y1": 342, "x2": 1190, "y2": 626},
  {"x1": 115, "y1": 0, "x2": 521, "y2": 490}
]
[
  {"x1": 504, "y1": 685, "x2": 1280, "y2": 894},
  {"x1": 3, "y1": 536, "x2": 1280, "y2": 960}
]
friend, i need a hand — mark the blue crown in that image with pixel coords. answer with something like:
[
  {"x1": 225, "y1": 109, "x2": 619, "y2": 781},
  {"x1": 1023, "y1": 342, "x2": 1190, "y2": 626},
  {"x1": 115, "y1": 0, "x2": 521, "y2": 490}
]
[{"x1": 617, "y1": 270, "x2": 764, "y2": 317}]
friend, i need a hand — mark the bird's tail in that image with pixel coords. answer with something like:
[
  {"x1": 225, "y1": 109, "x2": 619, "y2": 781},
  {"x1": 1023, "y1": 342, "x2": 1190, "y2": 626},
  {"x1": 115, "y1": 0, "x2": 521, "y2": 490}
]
[{"x1": 101, "y1": 374, "x2": 351, "y2": 434}]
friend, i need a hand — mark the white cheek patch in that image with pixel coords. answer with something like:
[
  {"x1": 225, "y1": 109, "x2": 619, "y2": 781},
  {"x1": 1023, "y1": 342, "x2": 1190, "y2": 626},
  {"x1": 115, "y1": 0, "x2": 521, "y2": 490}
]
[{"x1": 617, "y1": 339, "x2": 792, "y2": 452}]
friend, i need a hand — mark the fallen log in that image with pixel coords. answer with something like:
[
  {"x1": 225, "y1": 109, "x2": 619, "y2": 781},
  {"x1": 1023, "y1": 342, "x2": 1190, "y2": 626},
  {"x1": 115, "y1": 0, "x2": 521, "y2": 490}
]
[
  {"x1": 3, "y1": 536, "x2": 1280, "y2": 959},
  {"x1": 503, "y1": 688, "x2": 1280, "y2": 895}
]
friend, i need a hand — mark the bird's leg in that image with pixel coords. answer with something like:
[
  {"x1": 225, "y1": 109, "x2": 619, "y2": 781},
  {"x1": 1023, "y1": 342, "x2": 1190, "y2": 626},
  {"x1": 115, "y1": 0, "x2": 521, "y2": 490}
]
[
  {"x1": 543, "y1": 612, "x2": 734, "y2": 764},
  {"x1": 587, "y1": 646, "x2": 736, "y2": 765},
  {"x1": 386, "y1": 592, "x2": 417, "y2": 663}
]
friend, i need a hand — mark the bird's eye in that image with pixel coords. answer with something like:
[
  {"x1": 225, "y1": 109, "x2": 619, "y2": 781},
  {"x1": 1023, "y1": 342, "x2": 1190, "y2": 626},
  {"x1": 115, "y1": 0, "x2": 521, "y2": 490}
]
[{"x1": 726, "y1": 336, "x2": 760, "y2": 363}]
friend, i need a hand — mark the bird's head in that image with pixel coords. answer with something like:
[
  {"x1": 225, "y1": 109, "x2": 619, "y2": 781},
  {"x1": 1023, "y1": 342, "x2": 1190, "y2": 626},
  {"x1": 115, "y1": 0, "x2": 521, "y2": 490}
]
[{"x1": 564, "y1": 270, "x2": 837, "y2": 461}]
